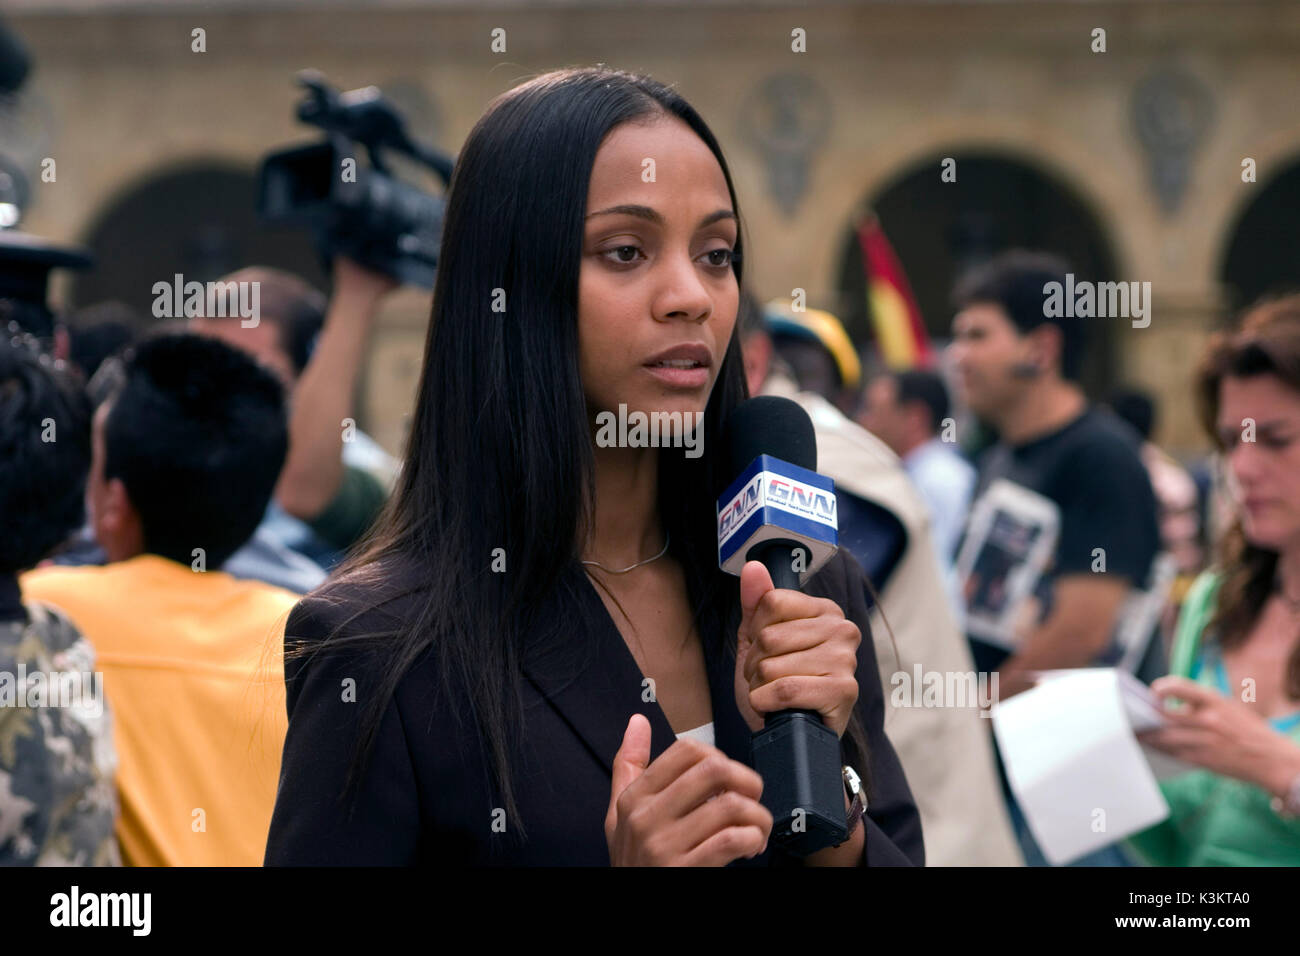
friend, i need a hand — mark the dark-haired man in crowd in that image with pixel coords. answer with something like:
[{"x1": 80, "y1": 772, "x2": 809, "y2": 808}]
[
  {"x1": 67, "y1": 301, "x2": 140, "y2": 381},
  {"x1": 21, "y1": 333, "x2": 297, "y2": 866},
  {"x1": 950, "y1": 251, "x2": 1161, "y2": 689},
  {"x1": 52, "y1": 258, "x2": 402, "y2": 593},
  {"x1": 860, "y1": 368, "x2": 975, "y2": 612},
  {"x1": 949, "y1": 250, "x2": 1162, "y2": 865},
  {"x1": 189, "y1": 257, "x2": 400, "y2": 584},
  {"x1": 0, "y1": 337, "x2": 119, "y2": 866}
]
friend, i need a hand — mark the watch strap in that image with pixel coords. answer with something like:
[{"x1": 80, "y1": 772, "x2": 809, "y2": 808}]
[{"x1": 837, "y1": 765, "x2": 865, "y2": 845}]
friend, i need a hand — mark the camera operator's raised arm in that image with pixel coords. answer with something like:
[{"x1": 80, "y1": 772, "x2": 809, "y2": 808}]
[{"x1": 273, "y1": 256, "x2": 397, "y2": 527}]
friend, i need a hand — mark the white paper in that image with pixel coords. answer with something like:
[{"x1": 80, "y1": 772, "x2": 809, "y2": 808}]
[
  {"x1": 1030, "y1": 667, "x2": 1166, "y2": 732},
  {"x1": 991, "y1": 668, "x2": 1170, "y2": 865}
]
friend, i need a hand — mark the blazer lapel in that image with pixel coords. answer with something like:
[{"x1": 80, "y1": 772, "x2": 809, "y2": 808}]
[{"x1": 521, "y1": 570, "x2": 678, "y2": 777}]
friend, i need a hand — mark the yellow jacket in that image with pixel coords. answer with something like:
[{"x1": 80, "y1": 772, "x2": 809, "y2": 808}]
[{"x1": 22, "y1": 554, "x2": 295, "y2": 866}]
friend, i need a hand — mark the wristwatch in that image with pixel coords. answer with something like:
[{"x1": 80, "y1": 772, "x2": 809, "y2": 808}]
[
  {"x1": 1271, "y1": 770, "x2": 1300, "y2": 819},
  {"x1": 835, "y1": 765, "x2": 865, "y2": 846}
]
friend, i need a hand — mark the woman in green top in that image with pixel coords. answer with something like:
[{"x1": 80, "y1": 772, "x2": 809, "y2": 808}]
[{"x1": 1128, "y1": 295, "x2": 1300, "y2": 866}]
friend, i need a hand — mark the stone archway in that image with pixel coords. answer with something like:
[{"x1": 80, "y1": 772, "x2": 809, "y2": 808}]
[
  {"x1": 835, "y1": 149, "x2": 1120, "y2": 396},
  {"x1": 1220, "y1": 154, "x2": 1300, "y2": 313},
  {"x1": 73, "y1": 161, "x2": 326, "y2": 322}
]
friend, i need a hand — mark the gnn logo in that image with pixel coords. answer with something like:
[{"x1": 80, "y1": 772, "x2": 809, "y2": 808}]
[{"x1": 719, "y1": 472, "x2": 837, "y2": 542}]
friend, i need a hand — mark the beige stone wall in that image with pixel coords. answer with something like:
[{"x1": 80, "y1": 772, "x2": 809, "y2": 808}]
[{"x1": 9, "y1": 1, "x2": 1300, "y2": 457}]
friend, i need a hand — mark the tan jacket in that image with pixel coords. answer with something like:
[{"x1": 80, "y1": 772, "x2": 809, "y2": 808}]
[{"x1": 763, "y1": 372, "x2": 1023, "y2": 865}]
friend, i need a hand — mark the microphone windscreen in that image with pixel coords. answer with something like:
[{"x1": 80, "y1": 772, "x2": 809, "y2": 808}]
[{"x1": 725, "y1": 395, "x2": 817, "y2": 476}]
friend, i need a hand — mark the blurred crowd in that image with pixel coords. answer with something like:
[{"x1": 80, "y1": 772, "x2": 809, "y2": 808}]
[{"x1": 3, "y1": 230, "x2": 1299, "y2": 867}]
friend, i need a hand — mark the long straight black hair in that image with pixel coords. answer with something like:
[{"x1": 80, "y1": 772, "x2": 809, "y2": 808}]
[{"x1": 304, "y1": 66, "x2": 868, "y2": 839}]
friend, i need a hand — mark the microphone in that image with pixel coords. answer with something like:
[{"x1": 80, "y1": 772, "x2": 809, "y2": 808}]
[{"x1": 718, "y1": 395, "x2": 849, "y2": 855}]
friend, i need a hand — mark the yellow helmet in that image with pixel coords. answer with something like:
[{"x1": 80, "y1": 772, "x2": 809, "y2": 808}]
[{"x1": 762, "y1": 299, "x2": 862, "y2": 390}]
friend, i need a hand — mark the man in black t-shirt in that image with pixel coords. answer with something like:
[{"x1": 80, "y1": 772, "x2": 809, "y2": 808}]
[{"x1": 949, "y1": 252, "x2": 1161, "y2": 699}]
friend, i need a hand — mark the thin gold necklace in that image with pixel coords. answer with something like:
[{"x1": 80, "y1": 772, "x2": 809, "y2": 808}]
[{"x1": 582, "y1": 532, "x2": 670, "y2": 575}]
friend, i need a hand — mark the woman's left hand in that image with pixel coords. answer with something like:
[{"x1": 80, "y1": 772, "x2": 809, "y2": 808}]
[
  {"x1": 734, "y1": 561, "x2": 861, "y2": 738},
  {"x1": 1140, "y1": 676, "x2": 1300, "y2": 793}
]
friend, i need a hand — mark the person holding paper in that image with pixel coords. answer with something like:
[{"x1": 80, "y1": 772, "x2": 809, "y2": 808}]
[{"x1": 1128, "y1": 295, "x2": 1300, "y2": 866}]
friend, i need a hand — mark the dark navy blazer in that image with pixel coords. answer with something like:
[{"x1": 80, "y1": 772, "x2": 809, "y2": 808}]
[{"x1": 264, "y1": 548, "x2": 925, "y2": 866}]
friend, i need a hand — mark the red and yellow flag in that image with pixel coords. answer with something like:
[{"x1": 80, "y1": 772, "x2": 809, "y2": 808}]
[{"x1": 855, "y1": 212, "x2": 933, "y2": 370}]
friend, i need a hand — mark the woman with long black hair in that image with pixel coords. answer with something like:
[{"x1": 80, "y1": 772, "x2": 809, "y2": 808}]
[{"x1": 264, "y1": 66, "x2": 923, "y2": 866}]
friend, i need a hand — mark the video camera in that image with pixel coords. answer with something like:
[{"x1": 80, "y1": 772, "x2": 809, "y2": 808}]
[{"x1": 257, "y1": 71, "x2": 454, "y2": 288}]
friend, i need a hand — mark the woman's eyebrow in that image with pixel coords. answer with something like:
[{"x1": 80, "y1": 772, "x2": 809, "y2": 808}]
[
  {"x1": 584, "y1": 204, "x2": 737, "y2": 229},
  {"x1": 1220, "y1": 418, "x2": 1293, "y2": 434}
]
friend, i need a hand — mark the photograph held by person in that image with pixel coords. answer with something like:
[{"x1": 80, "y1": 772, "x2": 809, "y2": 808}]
[
  {"x1": 0, "y1": 337, "x2": 119, "y2": 866},
  {"x1": 21, "y1": 332, "x2": 297, "y2": 866},
  {"x1": 1127, "y1": 295, "x2": 1300, "y2": 865},
  {"x1": 265, "y1": 66, "x2": 922, "y2": 867},
  {"x1": 740, "y1": 300, "x2": 1021, "y2": 866}
]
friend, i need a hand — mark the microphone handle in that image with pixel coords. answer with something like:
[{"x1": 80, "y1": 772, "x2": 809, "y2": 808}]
[
  {"x1": 750, "y1": 539, "x2": 802, "y2": 592},
  {"x1": 748, "y1": 539, "x2": 821, "y2": 723},
  {"x1": 745, "y1": 538, "x2": 849, "y2": 854}
]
